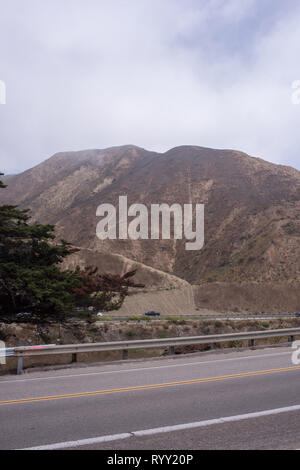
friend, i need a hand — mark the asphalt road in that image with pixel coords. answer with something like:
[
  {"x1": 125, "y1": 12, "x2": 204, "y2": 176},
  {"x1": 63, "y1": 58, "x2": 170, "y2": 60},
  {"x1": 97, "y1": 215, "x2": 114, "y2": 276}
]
[{"x1": 0, "y1": 347, "x2": 299, "y2": 450}]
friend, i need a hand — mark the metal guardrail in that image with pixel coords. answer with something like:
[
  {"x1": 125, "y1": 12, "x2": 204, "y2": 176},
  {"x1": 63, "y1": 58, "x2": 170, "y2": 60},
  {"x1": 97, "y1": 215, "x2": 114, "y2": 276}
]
[
  {"x1": 6, "y1": 328, "x2": 300, "y2": 374},
  {"x1": 0, "y1": 345, "x2": 56, "y2": 359},
  {"x1": 0, "y1": 347, "x2": 15, "y2": 358},
  {"x1": 0, "y1": 345, "x2": 56, "y2": 374}
]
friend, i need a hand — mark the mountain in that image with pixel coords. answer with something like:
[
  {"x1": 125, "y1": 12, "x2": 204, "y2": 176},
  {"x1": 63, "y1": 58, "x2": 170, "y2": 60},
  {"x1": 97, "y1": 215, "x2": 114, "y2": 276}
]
[{"x1": 2, "y1": 144, "x2": 300, "y2": 286}]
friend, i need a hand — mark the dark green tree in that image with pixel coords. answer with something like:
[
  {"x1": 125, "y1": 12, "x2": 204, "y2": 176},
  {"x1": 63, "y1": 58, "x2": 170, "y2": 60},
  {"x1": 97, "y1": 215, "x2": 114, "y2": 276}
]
[{"x1": 0, "y1": 173, "x2": 81, "y2": 320}]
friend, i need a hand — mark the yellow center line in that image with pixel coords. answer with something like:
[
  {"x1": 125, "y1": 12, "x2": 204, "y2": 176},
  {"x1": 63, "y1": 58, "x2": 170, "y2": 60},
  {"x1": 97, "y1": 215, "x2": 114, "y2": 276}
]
[{"x1": 1, "y1": 365, "x2": 300, "y2": 406}]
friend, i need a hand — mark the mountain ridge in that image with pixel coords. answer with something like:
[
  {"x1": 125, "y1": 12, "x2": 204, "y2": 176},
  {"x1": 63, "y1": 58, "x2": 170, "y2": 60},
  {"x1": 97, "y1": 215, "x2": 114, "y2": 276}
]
[{"x1": 1, "y1": 144, "x2": 300, "y2": 287}]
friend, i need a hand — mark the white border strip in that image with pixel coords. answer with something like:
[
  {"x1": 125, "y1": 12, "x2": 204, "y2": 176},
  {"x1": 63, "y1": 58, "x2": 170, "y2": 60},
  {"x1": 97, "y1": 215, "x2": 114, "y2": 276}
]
[{"x1": 23, "y1": 403, "x2": 300, "y2": 450}]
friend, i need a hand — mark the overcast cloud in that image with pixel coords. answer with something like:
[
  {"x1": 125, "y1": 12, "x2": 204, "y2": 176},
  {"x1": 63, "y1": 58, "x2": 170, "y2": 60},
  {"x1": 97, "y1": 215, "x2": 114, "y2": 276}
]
[{"x1": 0, "y1": 0, "x2": 300, "y2": 173}]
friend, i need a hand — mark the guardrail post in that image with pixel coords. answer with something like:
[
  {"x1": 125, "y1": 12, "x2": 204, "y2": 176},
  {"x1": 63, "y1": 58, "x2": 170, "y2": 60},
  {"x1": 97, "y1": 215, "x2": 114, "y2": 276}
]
[
  {"x1": 248, "y1": 339, "x2": 255, "y2": 348},
  {"x1": 17, "y1": 357, "x2": 23, "y2": 375},
  {"x1": 289, "y1": 335, "x2": 295, "y2": 343},
  {"x1": 122, "y1": 349, "x2": 128, "y2": 360},
  {"x1": 71, "y1": 353, "x2": 77, "y2": 363},
  {"x1": 168, "y1": 346, "x2": 175, "y2": 355}
]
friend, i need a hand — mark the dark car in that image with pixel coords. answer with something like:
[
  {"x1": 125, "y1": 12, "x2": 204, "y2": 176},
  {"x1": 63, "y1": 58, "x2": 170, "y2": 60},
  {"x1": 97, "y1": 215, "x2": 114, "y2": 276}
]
[
  {"x1": 144, "y1": 311, "x2": 161, "y2": 317},
  {"x1": 296, "y1": 312, "x2": 300, "y2": 317}
]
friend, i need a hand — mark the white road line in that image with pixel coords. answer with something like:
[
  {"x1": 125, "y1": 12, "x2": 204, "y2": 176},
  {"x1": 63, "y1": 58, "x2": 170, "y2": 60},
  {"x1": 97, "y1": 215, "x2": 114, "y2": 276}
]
[
  {"x1": 22, "y1": 403, "x2": 300, "y2": 450},
  {"x1": 22, "y1": 433, "x2": 131, "y2": 450},
  {"x1": 0, "y1": 350, "x2": 291, "y2": 384},
  {"x1": 134, "y1": 404, "x2": 300, "y2": 436}
]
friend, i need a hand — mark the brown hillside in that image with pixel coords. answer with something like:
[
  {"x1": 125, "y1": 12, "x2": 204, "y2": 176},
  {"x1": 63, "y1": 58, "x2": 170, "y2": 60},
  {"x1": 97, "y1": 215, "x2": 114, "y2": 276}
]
[{"x1": 2, "y1": 145, "x2": 300, "y2": 285}]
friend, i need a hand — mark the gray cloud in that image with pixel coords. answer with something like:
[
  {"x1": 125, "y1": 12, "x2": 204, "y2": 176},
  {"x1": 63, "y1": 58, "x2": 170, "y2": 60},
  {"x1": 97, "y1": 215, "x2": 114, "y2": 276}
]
[{"x1": 0, "y1": 0, "x2": 300, "y2": 173}]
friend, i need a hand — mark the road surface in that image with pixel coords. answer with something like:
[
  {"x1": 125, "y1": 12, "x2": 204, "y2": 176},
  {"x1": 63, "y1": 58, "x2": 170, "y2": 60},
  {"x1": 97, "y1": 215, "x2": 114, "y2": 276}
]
[{"x1": 0, "y1": 347, "x2": 299, "y2": 450}]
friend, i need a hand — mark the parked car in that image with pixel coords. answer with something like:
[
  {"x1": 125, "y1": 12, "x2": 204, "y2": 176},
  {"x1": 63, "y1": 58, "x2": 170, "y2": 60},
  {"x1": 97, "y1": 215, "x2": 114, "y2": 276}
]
[
  {"x1": 144, "y1": 311, "x2": 160, "y2": 317},
  {"x1": 295, "y1": 311, "x2": 300, "y2": 317}
]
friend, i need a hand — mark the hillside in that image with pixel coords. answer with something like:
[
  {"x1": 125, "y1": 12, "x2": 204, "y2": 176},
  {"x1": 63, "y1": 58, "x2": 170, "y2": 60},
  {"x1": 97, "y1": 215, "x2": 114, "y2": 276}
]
[{"x1": 2, "y1": 145, "x2": 300, "y2": 289}]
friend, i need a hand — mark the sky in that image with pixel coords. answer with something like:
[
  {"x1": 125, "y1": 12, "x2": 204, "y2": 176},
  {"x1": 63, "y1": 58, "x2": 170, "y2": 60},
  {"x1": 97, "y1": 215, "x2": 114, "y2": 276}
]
[{"x1": 0, "y1": 0, "x2": 300, "y2": 174}]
